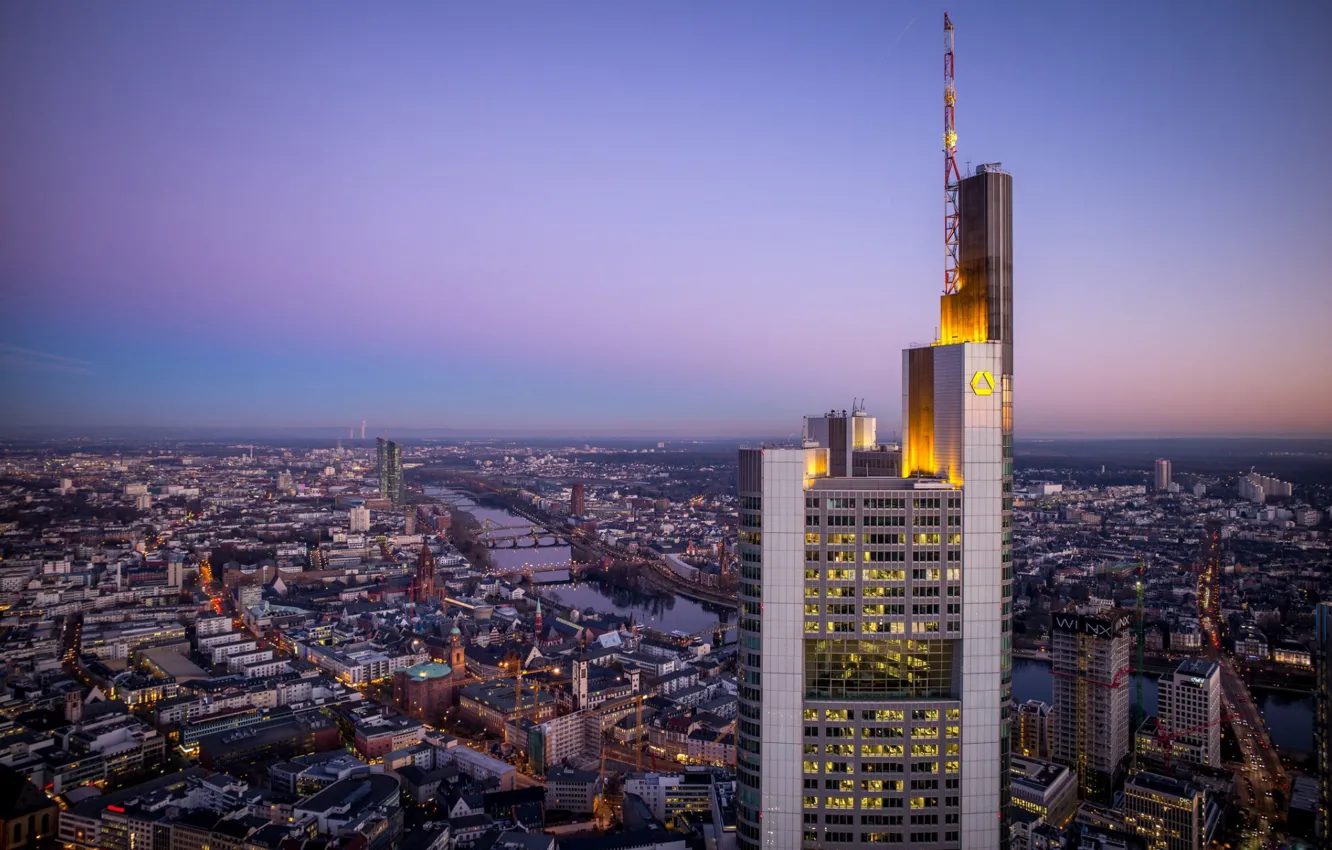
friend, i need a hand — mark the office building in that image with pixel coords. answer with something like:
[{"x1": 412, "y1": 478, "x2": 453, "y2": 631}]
[
  {"x1": 349, "y1": 505, "x2": 371, "y2": 534},
  {"x1": 377, "y1": 437, "x2": 403, "y2": 507},
  {"x1": 625, "y1": 768, "x2": 725, "y2": 824},
  {"x1": 1016, "y1": 700, "x2": 1054, "y2": 760},
  {"x1": 1009, "y1": 755, "x2": 1076, "y2": 829},
  {"x1": 1153, "y1": 460, "x2": 1171, "y2": 493},
  {"x1": 1051, "y1": 609, "x2": 1132, "y2": 802},
  {"x1": 1122, "y1": 771, "x2": 1214, "y2": 850},
  {"x1": 1156, "y1": 660, "x2": 1221, "y2": 768},
  {"x1": 571, "y1": 482, "x2": 586, "y2": 517},
  {"x1": 736, "y1": 165, "x2": 1013, "y2": 850},
  {"x1": 1315, "y1": 602, "x2": 1331, "y2": 846}
]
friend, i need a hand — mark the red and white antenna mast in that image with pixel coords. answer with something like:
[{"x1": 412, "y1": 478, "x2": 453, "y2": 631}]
[{"x1": 943, "y1": 12, "x2": 960, "y2": 295}]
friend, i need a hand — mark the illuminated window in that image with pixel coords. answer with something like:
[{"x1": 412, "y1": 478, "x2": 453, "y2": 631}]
[{"x1": 805, "y1": 639, "x2": 955, "y2": 700}]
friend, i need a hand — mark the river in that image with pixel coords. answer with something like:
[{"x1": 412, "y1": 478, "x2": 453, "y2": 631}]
[
  {"x1": 426, "y1": 487, "x2": 732, "y2": 639},
  {"x1": 1012, "y1": 658, "x2": 1315, "y2": 753}
]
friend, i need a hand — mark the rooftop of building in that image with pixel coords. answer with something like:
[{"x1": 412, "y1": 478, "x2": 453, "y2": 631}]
[
  {"x1": 546, "y1": 765, "x2": 600, "y2": 783},
  {"x1": 460, "y1": 679, "x2": 555, "y2": 712},
  {"x1": 807, "y1": 475, "x2": 958, "y2": 492},
  {"x1": 1125, "y1": 770, "x2": 1203, "y2": 801},
  {"x1": 295, "y1": 773, "x2": 400, "y2": 815},
  {"x1": 1171, "y1": 659, "x2": 1219, "y2": 679},
  {"x1": 399, "y1": 661, "x2": 454, "y2": 680},
  {"x1": 139, "y1": 648, "x2": 209, "y2": 680},
  {"x1": 1010, "y1": 755, "x2": 1071, "y2": 790}
]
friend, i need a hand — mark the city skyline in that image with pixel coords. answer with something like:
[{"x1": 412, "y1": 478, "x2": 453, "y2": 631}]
[{"x1": 3, "y1": 1, "x2": 1332, "y2": 437}]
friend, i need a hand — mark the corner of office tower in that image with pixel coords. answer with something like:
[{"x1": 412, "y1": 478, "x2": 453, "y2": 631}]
[{"x1": 901, "y1": 341, "x2": 1005, "y2": 487}]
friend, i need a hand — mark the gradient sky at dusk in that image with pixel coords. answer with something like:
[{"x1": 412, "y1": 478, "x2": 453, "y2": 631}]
[{"x1": 2, "y1": 1, "x2": 1330, "y2": 437}]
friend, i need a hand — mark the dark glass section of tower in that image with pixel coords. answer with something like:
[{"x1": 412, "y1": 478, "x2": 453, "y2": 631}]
[
  {"x1": 377, "y1": 437, "x2": 403, "y2": 507},
  {"x1": 959, "y1": 166, "x2": 1013, "y2": 373}
]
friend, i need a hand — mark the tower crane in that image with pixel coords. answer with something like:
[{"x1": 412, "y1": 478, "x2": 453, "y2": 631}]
[{"x1": 1153, "y1": 714, "x2": 1231, "y2": 772}]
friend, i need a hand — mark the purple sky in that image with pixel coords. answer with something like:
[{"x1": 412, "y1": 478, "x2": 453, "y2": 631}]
[{"x1": 2, "y1": 1, "x2": 1330, "y2": 437}]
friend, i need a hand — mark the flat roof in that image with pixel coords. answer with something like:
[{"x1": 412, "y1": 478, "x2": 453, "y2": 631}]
[
  {"x1": 140, "y1": 648, "x2": 209, "y2": 681},
  {"x1": 1126, "y1": 771, "x2": 1202, "y2": 801},
  {"x1": 1010, "y1": 755, "x2": 1071, "y2": 790},
  {"x1": 1173, "y1": 659, "x2": 1218, "y2": 679}
]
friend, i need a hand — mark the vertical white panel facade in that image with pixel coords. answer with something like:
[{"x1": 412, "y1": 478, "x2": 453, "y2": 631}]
[
  {"x1": 933, "y1": 342, "x2": 1005, "y2": 849},
  {"x1": 759, "y1": 448, "x2": 816, "y2": 850}
]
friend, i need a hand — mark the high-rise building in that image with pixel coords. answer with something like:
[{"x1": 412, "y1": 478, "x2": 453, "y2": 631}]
[
  {"x1": 1122, "y1": 771, "x2": 1212, "y2": 850},
  {"x1": 737, "y1": 164, "x2": 1015, "y2": 850},
  {"x1": 349, "y1": 505, "x2": 371, "y2": 534},
  {"x1": 377, "y1": 437, "x2": 403, "y2": 507},
  {"x1": 1157, "y1": 660, "x2": 1221, "y2": 768},
  {"x1": 571, "y1": 482, "x2": 586, "y2": 517},
  {"x1": 404, "y1": 508, "x2": 417, "y2": 536},
  {"x1": 1016, "y1": 700, "x2": 1054, "y2": 760},
  {"x1": 1315, "y1": 601, "x2": 1332, "y2": 845},
  {"x1": 1237, "y1": 470, "x2": 1293, "y2": 503},
  {"x1": 1154, "y1": 460, "x2": 1172, "y2": 493},
  {"x1": 1051, "y1": 609, "x2": 1132, "y2": 802}
]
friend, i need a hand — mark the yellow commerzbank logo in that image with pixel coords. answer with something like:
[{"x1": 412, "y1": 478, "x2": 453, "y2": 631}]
[{"x1": 970, "y1": 371, "x2": 994, "y2": 396}]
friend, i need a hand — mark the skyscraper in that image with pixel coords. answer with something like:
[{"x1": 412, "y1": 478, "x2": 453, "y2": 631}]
[
  {"x1": 1154, "y1": 459, "x2": 1172, "y2": 492},
  {"x1": 571, "y1": 482, "x2": 586, "y2": 517},
  {"x1": 735, "y1": 163, "x2": 1014, "y2": 850},
  {"x1": 1315, "y1": 601, "x2": 1331, "y2": 845},
  {"x1": 377, "y1": 437, "x2": 403, "y2": 507},
  {"x1": 1157, "y1": 660, "x2": 1221, "y2": 768},
  {"x1": 1051, "y1": 609, "x2": 1132, "y2": 802}
]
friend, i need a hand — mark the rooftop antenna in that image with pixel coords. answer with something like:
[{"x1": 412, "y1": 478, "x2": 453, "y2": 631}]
[{"x1": 943, "y1": 12, "x2": 961, "y2": 295}]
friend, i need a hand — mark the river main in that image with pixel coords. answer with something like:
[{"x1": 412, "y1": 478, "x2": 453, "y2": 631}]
[
  {"x1": 427, "y1": 487, "x2": 731, "y2": 637},
  {"x1": 1012, "y1": 657, "x2": 1314, "y2": 753}
]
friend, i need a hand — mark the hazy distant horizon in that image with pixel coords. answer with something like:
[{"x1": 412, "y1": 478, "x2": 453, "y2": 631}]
[
  {"x1": 3, "y1": 3, "x2": 1331, "y2": 435},
  {"x1": 2, "y1": 423, "x2": 1330, "y2": 443}
]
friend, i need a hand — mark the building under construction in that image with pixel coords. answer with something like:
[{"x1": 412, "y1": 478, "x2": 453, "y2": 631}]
[{"x1": 1051, "y1": 608, "x2": 1133, "y2": 803}]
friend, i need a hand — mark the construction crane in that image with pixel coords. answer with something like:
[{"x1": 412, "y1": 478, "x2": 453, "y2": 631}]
[
  {"x1": 1053, "y1": 659, "x2": 1131, "y2": 792},
  {"x1": 942, "y1": 12, "x2": 961, "y2": 295},
  {"x1": 1134, "y1": 578, "x2": 1146, "y2": 725},
  {"x1": 1153, "y1": 714, "x2": 1231, "y2": 772}
]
